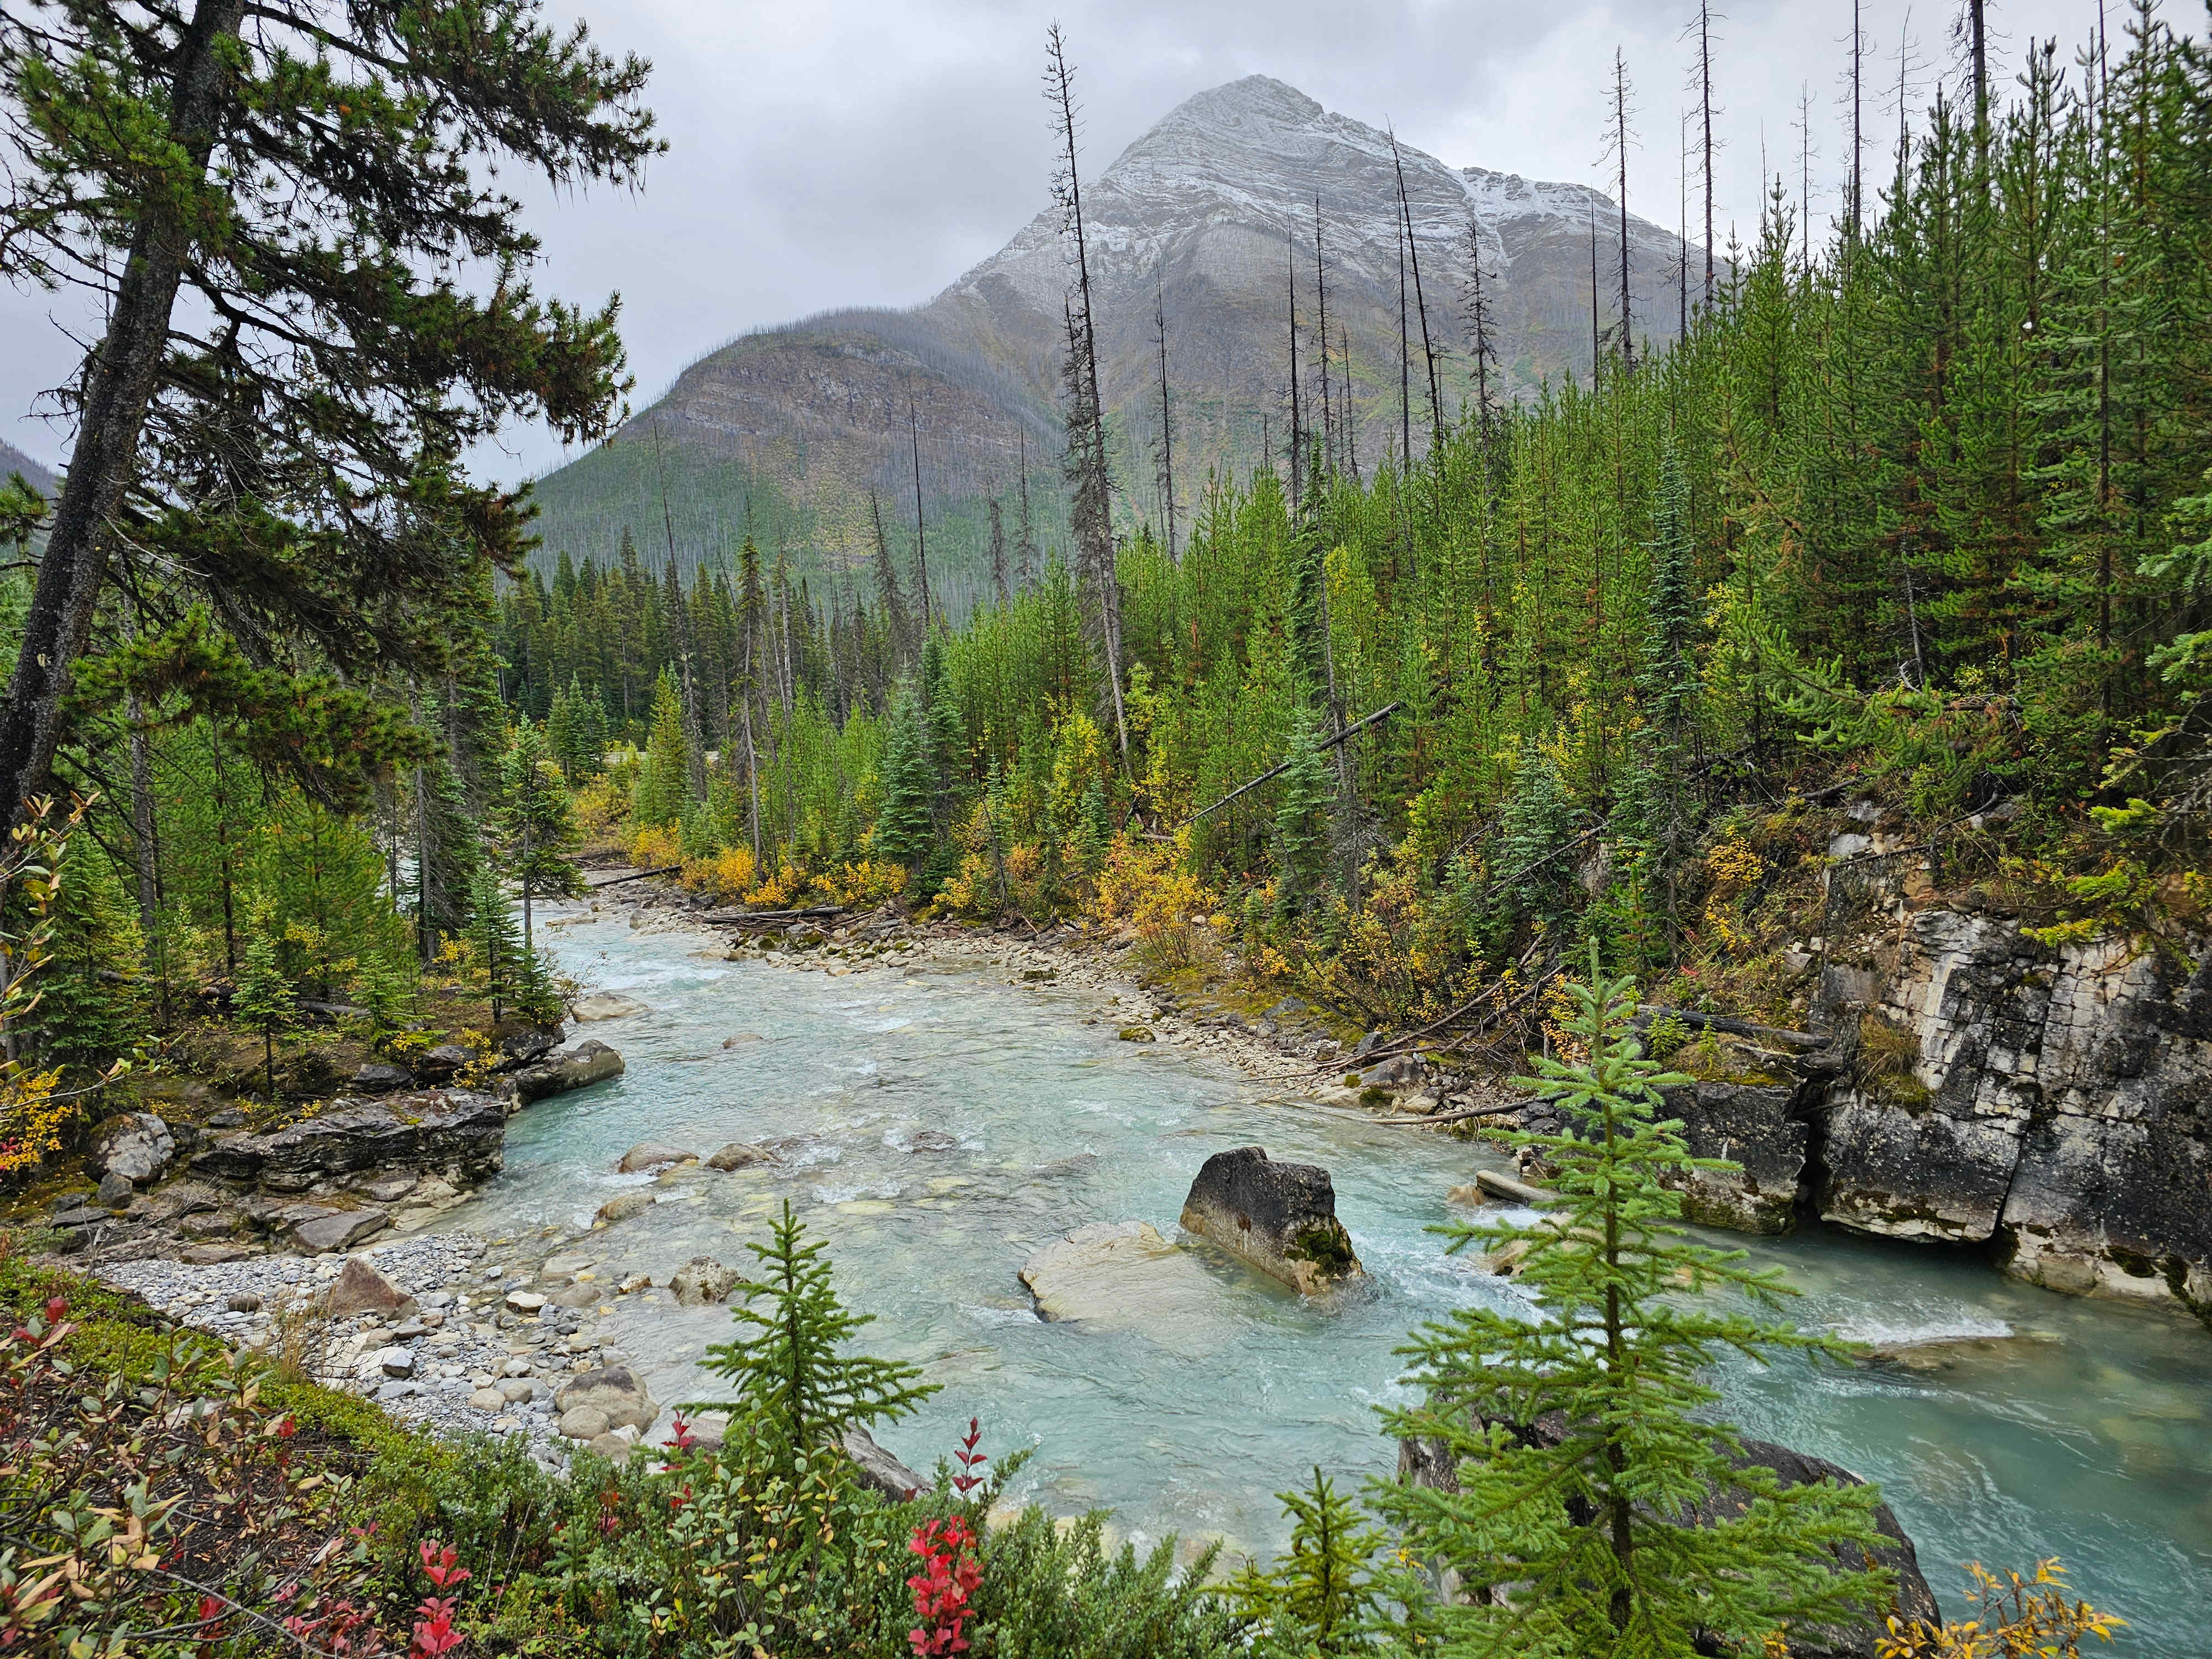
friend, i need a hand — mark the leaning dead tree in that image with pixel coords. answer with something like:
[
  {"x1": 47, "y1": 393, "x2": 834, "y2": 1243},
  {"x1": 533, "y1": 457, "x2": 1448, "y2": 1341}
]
[{"x1": 1044, "y1": 24, "x2": 1129, "y2": 765}]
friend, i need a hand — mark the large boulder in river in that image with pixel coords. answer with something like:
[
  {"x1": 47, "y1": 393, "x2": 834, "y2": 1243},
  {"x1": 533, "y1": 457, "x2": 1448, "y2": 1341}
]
[
  {"x1": 191, "y1": 1089, "x2": 504, "y2": 1196},
  {"x1": 1396, "y1": 1423, "x2": 1938, "y2": 1656},
  {"x1": 1178, "y1": 1146, "x2": 1363, "y2": 1293},
  {"x1": 509, "y1": 1040, "x2": 625, "y2": 1106},
  {"x1": 86, "y1": 1113, "x2": 174, "y2": 1187}
]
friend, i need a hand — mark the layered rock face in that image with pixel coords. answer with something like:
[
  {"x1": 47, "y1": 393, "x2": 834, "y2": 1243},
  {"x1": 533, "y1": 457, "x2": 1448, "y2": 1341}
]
[
  {"x1": 1809, "y1": 907, "x2": 2212, "y2": 1319},
  {"x1": 1656, "y1": 1081, "x2": 1809, "y2": 1235},
  {"x1": 192, "y1": 1090, "x2": 505, "y2": 1196},
  {"x1": 1178, "y1": 1146, "x2": 1363, "y2": 1293}
]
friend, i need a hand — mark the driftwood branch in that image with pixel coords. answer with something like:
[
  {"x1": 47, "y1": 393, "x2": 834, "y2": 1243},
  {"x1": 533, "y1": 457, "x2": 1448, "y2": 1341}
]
[
  {"x1": 585, "y1": 864, "x2": 680, "y2": 889},
  {"x1": 1185, "y1": 702, "x2": 1402, "y2": 825}
]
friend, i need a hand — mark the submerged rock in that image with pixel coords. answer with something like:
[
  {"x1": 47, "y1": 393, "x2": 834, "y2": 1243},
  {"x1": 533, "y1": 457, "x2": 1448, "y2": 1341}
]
[
  {"x1": 1178, "y1": 1146, "x2": 1364, "y2": 1293},
  {"x1": 1016, "y1": 1221, "x2": 1228, "y2": 1355},
  {"x1": 594, "y1": 1191, "x2": 656, "y2": 1226},
  {"x1": 705, "y1": 1142, "x2": 775, "y2": 1171},
  {"x1": 572, "y1": 993, "x2": 648, "y2": 1022}
]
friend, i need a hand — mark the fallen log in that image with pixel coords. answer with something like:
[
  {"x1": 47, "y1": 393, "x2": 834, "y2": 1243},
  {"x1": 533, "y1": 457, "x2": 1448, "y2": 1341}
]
[
  {"x1": 702, "y1": 905, "x2": 848, "y2": 930},
  {"x1": 1634, "y1": 1004, "x2": 1827, "y2": 1053}
]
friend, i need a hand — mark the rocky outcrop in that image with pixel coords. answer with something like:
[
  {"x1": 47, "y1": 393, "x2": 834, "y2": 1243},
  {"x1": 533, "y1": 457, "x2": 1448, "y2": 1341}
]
[
  {"x1": 505, "y1": 1040, "x2": 624, "y2": 1107},
  {"x1": 191, "y1": 1089, "x2": 504, "y2": 1199},
  {"x1": 1395, "y1": 1423, "x2": 1939, "y2": 1656},
  {"x1": 1657, "y1": 1082, "x2": 1809, "y2": 1235},
  {"x1": 1809, "y1": 902, "x2": 2212, "y2": 1322},
  {"x1": 1178, "y1": 1146, "x2": 1363, "y2": 1293},
  {"x1": 87, "y1": 1113, "x2": 174, "y2": 1187}
]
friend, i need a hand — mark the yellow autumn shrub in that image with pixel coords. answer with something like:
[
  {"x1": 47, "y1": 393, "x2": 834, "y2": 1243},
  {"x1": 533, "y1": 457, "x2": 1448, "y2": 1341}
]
[{"x1": 1092, "y1": 831, "x2": 1218, "y2": 973}]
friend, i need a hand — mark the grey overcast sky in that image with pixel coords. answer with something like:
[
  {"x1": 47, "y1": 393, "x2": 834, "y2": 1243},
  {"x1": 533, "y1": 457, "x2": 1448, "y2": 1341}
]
[{"x1": 1, "y1": 0, "x2": 2114, "y2": 484}]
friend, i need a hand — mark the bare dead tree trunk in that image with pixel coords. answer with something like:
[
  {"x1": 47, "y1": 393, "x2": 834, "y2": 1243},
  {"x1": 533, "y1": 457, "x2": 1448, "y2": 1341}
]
[
  {"x1": 1611, "y1": 50, "x2": 1636, "y2": 372},
  {"x1": 1045, "y1": 24, "x2": 1128, "y2": 766},
  {"x1": 1313, "y1": 195, "x2": 1332, "y2": 477},
  {"x1": 1152, "y1": 281, "x2": 1177, "y2": 562},
  {"x1": 1696, "y1": 0, "x2": 1719, "y2": 305},
  {"x1": 908, "y1": 395, "x2": 931, "y2": 635},
  {"x1": 1389, "y1": 130, "x2": 1443, "y2": 449},
  {"x1": 1286, "y1": 217, "x2": 1303, "y2": 515}
]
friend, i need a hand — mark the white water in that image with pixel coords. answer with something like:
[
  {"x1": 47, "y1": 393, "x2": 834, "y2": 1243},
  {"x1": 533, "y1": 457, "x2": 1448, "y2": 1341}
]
[{"x1": 448, "y1": 905, "x2": 2212, "y2": 1653}]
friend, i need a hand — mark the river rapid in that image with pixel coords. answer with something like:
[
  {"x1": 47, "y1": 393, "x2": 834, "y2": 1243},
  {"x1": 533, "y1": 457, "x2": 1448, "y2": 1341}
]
[{"x1": 445, "y1": 902, "x2": 2212, "y2": 1653}]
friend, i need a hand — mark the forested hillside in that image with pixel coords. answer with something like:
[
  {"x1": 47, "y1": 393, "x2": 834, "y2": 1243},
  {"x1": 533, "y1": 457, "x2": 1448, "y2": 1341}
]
[{"x1": 497, "y1": 3, "x2": 2211, "y2": 1035}]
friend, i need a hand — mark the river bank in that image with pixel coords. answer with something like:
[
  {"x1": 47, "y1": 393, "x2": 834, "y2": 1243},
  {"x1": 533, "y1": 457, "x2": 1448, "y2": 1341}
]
[{"x1": 60, "y1": 891, "x2": 2212, "y2": 1652}]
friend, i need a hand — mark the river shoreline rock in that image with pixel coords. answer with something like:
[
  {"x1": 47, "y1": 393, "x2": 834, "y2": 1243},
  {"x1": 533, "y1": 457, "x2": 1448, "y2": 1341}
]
[
  {"x1": 1178, "y1": 1146, "x2": 1363, "y2": 1293},
  {"x1": 1807, "y1": 900, "x2": 2212, "y2": 1324},
  {"x1": 191, "y1": 1089, "x2": 504, "y2": 1196},
  {"x1": 505, "y1": 1040, "x2": 625, "y2": 1108}
]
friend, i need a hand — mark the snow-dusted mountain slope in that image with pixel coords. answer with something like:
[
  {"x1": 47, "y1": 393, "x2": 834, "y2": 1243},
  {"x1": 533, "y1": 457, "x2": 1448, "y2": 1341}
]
[{"x1": 534, "y1": 76, "x2": 1699, "y2": 572}]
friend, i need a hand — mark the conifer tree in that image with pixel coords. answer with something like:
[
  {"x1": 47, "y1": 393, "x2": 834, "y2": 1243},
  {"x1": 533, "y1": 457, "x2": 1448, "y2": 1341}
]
[
  {"x1": 875, "y1": 686, "x2": 937, "y2": 873},
  {"x1": 1272, "y1": 707, "x2": 1335, "y2": 917},
  {"x1": 1228, "y1": 1468, "x2": 1396, "y2": 1657},
  {"x1": 690, "y1": 1199, "x2": 938, "y2": 1478},
  {"x1": 633, "y1": 668, "x2": 691, "y2": 829},
  {"x1": 1374, "y1": 951, "x2": 1889, "y2": 1656},
  {"x1": 232, "y1": 899, "x2": 294, "y2": 1100},
  {"x1": 0, "y1": 0, "x2": 659, "y2": 838}
]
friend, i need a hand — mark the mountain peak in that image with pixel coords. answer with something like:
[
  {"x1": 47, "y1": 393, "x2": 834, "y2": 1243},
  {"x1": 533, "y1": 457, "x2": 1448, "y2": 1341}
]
[{"x1": 1152, "y1": 74, "x2": 1322, "y2": 134}]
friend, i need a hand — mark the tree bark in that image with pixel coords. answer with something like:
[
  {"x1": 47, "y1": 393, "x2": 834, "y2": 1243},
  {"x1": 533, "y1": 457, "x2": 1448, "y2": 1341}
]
[{"x1": 0, "y1": 0, "x2": 243, "y2": 834}]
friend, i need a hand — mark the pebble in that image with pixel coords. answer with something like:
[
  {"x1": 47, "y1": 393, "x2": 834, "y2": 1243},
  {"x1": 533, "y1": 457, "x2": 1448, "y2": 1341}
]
[{"x1": 96, "y1": 1232, "x2": 580, "y2": 1454}]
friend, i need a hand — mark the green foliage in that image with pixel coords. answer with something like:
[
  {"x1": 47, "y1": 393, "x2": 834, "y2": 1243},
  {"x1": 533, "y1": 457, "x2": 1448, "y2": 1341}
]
[
  {"x1": 1273, "y1": 707, "x2": 1336, "y2": 918},
  {"x1": 690, "y1": 1199, "x2": 940, "y2": 1476},
  {"x1": 875, "y1": 685, "x2": 939, "y2": 872},
  {"x1": 1373, "y1": 948, "x2": 1890, "y2": 1656},
  {"x1": 632, "y1": 668, "x2": 693, "y2": 828},
  {"x1": 1227, "y1": 1467, "x2": 1396, "y2": 1656},
  {"x1": 232, "y1": 896, "x2": 295, "y2": 1099}
]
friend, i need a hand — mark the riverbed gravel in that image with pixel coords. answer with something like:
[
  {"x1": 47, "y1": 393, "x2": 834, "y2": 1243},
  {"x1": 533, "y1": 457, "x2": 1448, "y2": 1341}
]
[{"x1": 97, "y1": 1230, "x2": 644, "y2": 1464}]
